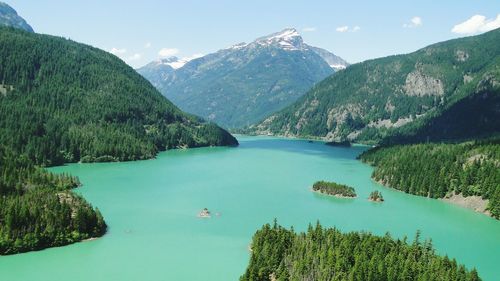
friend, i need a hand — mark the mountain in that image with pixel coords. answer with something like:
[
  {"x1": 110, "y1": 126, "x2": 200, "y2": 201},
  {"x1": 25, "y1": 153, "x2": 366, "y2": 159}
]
[
  {"x1": 249, "y1": 28, "x2": 500, "y2": 144},
  {"x1": 0, "y1": 27, "x2": 237, "y2": 166},
  {"x1": 138, "y1": 56, "x2": 185, "y2": 89},
  {"x1": 138, "y1": 28, "x2": 349, "y2": 128},
  {"x1": 0, "y1": 2, "x2": 33, "y2": 32},
  {"x1": 309, "y1": 46, "x2": 348, "y2": 70},
  {"x1": 0, "y1": 26, "x2": 236, "y2": 254}
]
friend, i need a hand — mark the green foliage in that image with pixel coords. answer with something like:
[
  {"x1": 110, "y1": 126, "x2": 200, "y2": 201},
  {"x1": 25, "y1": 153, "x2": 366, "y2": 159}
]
[
  {"x1": 380, "y1": 82, "x2": 500, "y2": 145},
  {"x1": 369, "y1": 190, "x2": 384, "y2": 202},
  {"x1": 359, "y1": 139, "x2": 500, "y2": 218},
  {"x1": 241, "y1": 222, "x2": 481, "y2": 281},
  {"x1": 325, "y1": 140, "x2": 351, "y2": 147},
  {"x1": 250, "y1": 28, "x2": 500, "y2": 143},
  {"x1": 0, "y1": 27, "x2": 237, "y2": 254},
  {"x1": 0, "y1": 145, "x2": 106, "y2": 255},
  {"x1": 312, "y1": 181, "x2": 356, "y2": 197},
  {"x1": 0, "y1": 27, "x2": 237, "y2": 167}
]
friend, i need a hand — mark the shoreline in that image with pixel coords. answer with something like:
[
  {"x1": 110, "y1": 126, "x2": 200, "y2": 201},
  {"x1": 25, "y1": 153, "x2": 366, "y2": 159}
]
[
  {"x1": 82, "y1": 237, "x2": 100, "y2": 242},
  {"x1": 236, "y1": 132, "x2": 376, "y2": 147},
  {"x1": 440, "y1": 193, "x2": 491, "y2": 217},
  {"x1": 372, "y1": 179, "x2": 493, "y2": 218},
  {"x1": 311, "y1": 188, "x2": 357, "y2": 199}
]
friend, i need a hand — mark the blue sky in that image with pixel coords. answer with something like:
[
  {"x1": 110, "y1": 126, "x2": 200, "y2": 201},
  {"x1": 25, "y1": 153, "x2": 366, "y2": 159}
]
[{"x1": 5, "y1": 0, "x2": 500, "y2": 68}]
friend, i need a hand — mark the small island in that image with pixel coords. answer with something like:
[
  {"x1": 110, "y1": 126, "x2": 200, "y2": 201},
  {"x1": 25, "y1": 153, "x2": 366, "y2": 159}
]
[
  {"x1": 198, "y1": 208, "x2": 211, "y2": 218},
  {"x1": 368, "y1": 190, "x2": 384, "y2": 202},
  {"x1": 312, "y1": 181, "x2": 357, "y2": 198},
  {"x1": 325, "y1": 140, "x2": 351, "y2": 147}
]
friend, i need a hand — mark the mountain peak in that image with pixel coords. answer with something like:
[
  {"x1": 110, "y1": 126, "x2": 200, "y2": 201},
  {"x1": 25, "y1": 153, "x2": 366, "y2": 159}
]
[
  {"x1": 254, "y1": 28, "x2": 304, "y2": 50},
  {"x1": 138, "y1": 27, "x2": 349, "y2": 128},
  {"x1": 267, "y1": 28, "x2": 300, "y2": 39}
]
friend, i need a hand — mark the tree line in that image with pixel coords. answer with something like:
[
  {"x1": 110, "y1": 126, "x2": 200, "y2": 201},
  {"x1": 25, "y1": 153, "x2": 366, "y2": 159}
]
[
  {"x1": 312, "y1": 181, "x2": 357, "y2": 197},
  {"x1": 241, "y1": 221, "x2": 481, "y2": 281},
  {"x1": 359, "y1": 138, "x2": 499, "y2": 218},
  {"x1": 0, "y1": 145, "x2": 106, "y2": 254},
  {"x1": 0, "y1": 26, "x2": 236, "y2": 254}
]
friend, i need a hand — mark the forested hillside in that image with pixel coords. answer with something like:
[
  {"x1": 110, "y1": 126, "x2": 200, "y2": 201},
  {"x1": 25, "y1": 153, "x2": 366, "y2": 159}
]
[
  {"x1": 0, "y1": 27, "x2": 237, "y2": 166},
  {"x1": 250, "y1": 28, "x2": 500, "y2": 144},
  {"x1": 359, "y1": 139, "x2": 500, "y2": 218},
  {"x1": 0, "y1": 27, "x2": 237, "y2": 254},
  {"x1": 0, "y1": 146, "x2": 106, "y2": 254},
  {"x1": 241, "y1": 222, "x2": 481, "y2": 281}
]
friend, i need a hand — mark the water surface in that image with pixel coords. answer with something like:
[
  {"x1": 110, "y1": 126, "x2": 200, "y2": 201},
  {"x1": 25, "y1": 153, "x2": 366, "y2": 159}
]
[{"x1": 1, "y1": 136, "x2": 499, "y2": 280}]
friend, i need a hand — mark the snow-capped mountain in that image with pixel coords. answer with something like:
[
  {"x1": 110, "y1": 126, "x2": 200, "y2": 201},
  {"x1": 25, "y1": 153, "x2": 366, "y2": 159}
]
[
  {"x1": 253, "y1": 28, "x2": 304, "y2": 50},
  {"x1": 226, "y1": 28, "x2": 348, "y2": 70},
  {"x1": 137, "y1": 28, "x2": 349, "y2": 128}
]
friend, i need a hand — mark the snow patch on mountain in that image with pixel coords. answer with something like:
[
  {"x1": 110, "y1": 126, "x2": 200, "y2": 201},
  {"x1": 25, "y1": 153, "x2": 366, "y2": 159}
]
[
  {"x1": 156, "y1": 54, "x2": 203, "y2": 69},
  {"x1": 330, "y1": 64, "x2": 347, "y2": 70},
  {"x1": 254, "y1": 28, "x2": 304, "y2": 51},
  {"x1": 230, "y1": 42, "x2": 249, "y2": 50}
]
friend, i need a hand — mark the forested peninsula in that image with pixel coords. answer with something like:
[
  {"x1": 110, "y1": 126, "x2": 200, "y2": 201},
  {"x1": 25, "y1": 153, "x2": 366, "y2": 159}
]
[
  {"x1": 359, "y1": 139, "x2": 499, "y2": 219},
  {"x1": 241, "y1": 222, "x2": 481, "y2": 281}
]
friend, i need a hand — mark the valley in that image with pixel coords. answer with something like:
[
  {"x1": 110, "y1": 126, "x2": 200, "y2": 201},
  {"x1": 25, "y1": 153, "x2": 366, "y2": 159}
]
[
  {"x1": 138, "y1": 28, "x2": 348, "y2": 128},
  {"x1": 1, "y1": 137, "x2": 499, "y2": 281},
  {"x1": 0, "y1": 1, "x2": 498, "y2": 281}
]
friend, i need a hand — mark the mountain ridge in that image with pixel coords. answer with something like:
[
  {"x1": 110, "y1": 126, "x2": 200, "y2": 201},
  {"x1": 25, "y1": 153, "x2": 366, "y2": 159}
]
[
  {"x1": 0, "y1": 26, "x2": 238, "y2": 166},
  {"x1": 0, "y1": 2, "x2": 33, "y2": 32},
  {"x1": 249, "y1": 28, "x2": 500, "y2": 144},
  {"x1": 138, "y1": 28, "x2": 348, "y2": 128}
]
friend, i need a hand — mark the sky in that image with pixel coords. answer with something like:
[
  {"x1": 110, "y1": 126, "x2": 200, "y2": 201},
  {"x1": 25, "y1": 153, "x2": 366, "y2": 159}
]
[{"x1": 5, "y1": 0, "x2": 500, "y2": 68}]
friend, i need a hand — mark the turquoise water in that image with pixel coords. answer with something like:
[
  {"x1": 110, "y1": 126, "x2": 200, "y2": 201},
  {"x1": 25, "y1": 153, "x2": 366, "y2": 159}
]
[{"x1": 1, "y1": 136, "x2": 499, "y2": 281}]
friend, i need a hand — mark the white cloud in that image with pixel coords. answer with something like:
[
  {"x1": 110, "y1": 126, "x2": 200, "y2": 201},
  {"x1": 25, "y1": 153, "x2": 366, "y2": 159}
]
[
  {"x1": 158, "y1": 48, "x2": 179, "y2": 57},
  {"x1": 451, "y1": 14, "x2": 500, "y2": 34},
  {"x1": 403, "y1": 16, "x2": 423, "y2": 28},
  {"x1": 127, "y1": 53, "x2": 142, "y2": 61},
  {"x1": 110, "y1": 47, "x2": 127, "y2": 55},
  {"x1": 144, "y1": 42, "x2": 152, "y2": 49},
  {"x1": 302, "y1": 27, "x2": 316, "y2": 32},
  {"x1": 336, "y1": 25, "x2": 360, "y2": 33},
  {"x1": 336, "y1": 25, "x2": 349, "y2": 32}
]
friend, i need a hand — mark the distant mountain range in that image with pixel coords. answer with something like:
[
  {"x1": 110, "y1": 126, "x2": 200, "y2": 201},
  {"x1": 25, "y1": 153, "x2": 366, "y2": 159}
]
[
  {"x1": 138, "y1": 28, "x2": 348, "y2": 128},
  {"x1": 249, "y1": 28, "x2": 500, "y2": 144},
  {"x1": 0, "y1": 2, "x2": 33, "y2": 32}
]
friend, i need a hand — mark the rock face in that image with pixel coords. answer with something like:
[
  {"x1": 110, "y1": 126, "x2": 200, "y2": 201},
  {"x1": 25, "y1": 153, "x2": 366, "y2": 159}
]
[
  {"x1": 404, "y1": 69, "x2": 444, "y2": 97},
  {"x1": 0, "y1": 2, "x2": 33, "y2": 32},
  {"x1": 137, "y1": 28, "x2": 348, "y2": 128},
  {"x1": 249, "y1": 28, "x2": 500, "y2": 144},
  {"x1": 441, "y1": 193, "x2": 490, "y2": 216},
  {"x1": 198, "y1": 208, "x2": 211, "y2": 218}
]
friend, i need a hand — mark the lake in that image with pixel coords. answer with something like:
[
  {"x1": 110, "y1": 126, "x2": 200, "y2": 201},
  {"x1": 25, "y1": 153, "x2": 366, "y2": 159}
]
[{"x1": 1, "y1": 136, "x2": 499, "y2": 281}]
